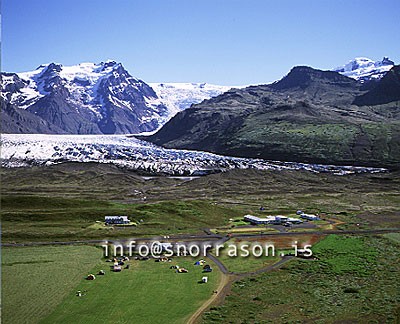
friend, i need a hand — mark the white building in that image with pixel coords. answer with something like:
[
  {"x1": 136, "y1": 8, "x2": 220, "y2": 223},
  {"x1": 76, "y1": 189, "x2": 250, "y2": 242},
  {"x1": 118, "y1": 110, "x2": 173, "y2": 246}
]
[
  {"x1": 287, "y1": 217, "x2": 303, "y2": 224},
  {"x1": 300, "y1": 213, "x2": 319, "y2": 221},
  {"x1": 243, "y1": 215, "x2": 303, "y2": 225},
  {"x1": 105, "y1": 216, "x2": 130, "y2": 224},
  {"x1": 243, "y1": 215, "x2": 276, "y2": 224}
]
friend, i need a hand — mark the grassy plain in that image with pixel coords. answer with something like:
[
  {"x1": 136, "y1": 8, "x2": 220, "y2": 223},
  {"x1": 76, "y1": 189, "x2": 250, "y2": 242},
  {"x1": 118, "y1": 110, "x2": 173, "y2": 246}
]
[
  {"x1": 213, "y1": 240, "x2": 284, "y2": 273},
  {"x1": 203, "y1": 234, "x2": 400, "y2": 323},
  {"x1": 2, "y1": 164, "x2": 400, "y2": 243},
  {"x1": 2, "y1": 245, "x2": 221, "y2": 324},
  {"x1": 212, "y1": 227, "x2": 280, "y2": 235},
  {"x1": 41, "y1": 257, "x2": 221, "y2": 324},
  {"x1": 1, "y1": 196, "x2": 242, "y2": 243},
  {"x1": 1, "y1": 245, "x2": 102, "y2": 324}
]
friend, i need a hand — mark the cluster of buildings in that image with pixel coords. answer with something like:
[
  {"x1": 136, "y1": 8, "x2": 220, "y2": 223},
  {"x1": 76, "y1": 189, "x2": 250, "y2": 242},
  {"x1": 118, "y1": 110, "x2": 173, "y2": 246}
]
[{"x1": 243, "y1": 211, "x2": 319, "y2": 225}]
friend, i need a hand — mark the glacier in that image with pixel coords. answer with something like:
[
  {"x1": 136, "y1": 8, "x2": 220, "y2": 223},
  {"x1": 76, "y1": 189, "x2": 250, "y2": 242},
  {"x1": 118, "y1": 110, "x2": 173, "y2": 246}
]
[
  {"x1": 1, "y1": 134, "x2": 386, "y2": 175},
  {"x1": 148, "y1": 82, "x2": 233, "y2": 121}
]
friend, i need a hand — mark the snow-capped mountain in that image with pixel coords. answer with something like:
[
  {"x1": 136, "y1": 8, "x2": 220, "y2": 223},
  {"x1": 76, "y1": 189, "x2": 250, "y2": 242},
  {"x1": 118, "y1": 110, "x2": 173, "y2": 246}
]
[
  {"x1": 149, "y1": 82, "x2": 233, "y2": 118},
  {"x1": 1, "y1": 61, "x2": 234, "y2": 135},
  {"x1": 333, "y1": 57, "x2": 394, "y2": 83},
  {"x1": 2, "y1": 57, "x2": 395, "y2": 135},
  {"x1": 1, "y1": 60, "x2": 169, "y2": 134}
]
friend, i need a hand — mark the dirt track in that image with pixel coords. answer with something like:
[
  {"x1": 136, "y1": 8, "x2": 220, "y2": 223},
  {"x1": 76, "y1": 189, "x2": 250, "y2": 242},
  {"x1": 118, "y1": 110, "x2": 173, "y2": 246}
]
[
  {"x1": 186, "y1": 273, "x2": 230, "y2": 324},
  {"x1": 187, "y1": 254, "x2": 293, "y2": 323}
]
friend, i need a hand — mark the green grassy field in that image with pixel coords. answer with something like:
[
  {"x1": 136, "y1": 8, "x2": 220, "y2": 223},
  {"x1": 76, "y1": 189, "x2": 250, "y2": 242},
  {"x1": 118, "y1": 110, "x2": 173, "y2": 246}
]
[
  {"x1": 212, "y1": 227, "x2": 280, "y2": 235},
  {"x1": 1, "y1": 196, "x2": 242, "y2": 243},
  {"x1": 1, "y1": 246, "x2": 102, "y2": 324},
  {"x1": 1, "y1": 245, "x2": 221, "y2": 324},
  {"x1": 41, "y1": 257, "x2": 221, "y2": 324},
  {"x1": 203, "y1": 234, "x2": 400, "y2": 323},
  {"x1": 213, "y1": 240, "x2": 285, "y2": 273},
  {"x1": 382, "y1": 232, "x2": 400, "y2": 244}
]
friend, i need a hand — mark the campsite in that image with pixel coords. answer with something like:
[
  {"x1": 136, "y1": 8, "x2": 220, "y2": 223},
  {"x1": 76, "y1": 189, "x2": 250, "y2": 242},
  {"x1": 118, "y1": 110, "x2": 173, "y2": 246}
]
[
  {"x1": 2, "y1": 245, "x2": 221, "y2": 324},
  {"x1": 41, "y1": 255, "x2": 221, "y2": 324}
]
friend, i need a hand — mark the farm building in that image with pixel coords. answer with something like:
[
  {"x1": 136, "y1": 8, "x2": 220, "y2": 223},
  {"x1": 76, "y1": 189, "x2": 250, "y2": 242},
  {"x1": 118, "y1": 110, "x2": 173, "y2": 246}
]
[{"x1": 105, "y1": 216, "x2": 130, "y2": 225}]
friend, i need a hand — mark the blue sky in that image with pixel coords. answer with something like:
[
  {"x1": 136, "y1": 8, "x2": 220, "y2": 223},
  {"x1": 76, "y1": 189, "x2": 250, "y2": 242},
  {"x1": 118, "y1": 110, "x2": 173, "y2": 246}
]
[{"x1": 2, "y1": 0, "x2": 400, "y2": 85}]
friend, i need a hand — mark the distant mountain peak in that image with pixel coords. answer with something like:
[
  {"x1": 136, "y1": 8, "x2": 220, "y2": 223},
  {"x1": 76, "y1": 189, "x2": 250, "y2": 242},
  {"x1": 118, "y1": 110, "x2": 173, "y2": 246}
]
[
  {"x1": 1, "y1": 60, "x2": 169, "y2": 134},
  {"x1": 333, "y1": 57, "x2": 395, "y2": 83},
  {"x1": 36, "y1": 62, "x2": 62, "y2": 70}
]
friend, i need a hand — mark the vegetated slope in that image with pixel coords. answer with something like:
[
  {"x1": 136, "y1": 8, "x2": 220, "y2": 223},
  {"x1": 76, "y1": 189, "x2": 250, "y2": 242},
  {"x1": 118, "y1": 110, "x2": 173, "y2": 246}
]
[{"x1": 144, "y1": 65, "x2": 400, "y2": 168}]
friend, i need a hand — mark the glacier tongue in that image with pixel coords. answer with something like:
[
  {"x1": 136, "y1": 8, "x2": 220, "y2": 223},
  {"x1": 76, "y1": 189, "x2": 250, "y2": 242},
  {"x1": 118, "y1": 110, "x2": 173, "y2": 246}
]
[{"x1": 1, "y1": 134, "x2": 386, "y2": 175}]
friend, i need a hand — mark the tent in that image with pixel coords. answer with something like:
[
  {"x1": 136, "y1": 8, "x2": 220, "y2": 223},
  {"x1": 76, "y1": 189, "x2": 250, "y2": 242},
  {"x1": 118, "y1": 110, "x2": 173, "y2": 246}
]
[{"x1": 176, "y1": 268, "x2": 188, "y2": 273}]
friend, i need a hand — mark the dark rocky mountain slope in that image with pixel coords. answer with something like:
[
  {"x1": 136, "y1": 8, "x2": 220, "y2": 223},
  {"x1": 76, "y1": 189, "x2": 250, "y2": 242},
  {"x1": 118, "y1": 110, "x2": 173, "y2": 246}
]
[
  {"x1": 143, "y1": 66, "x2": 400, "y2": 168},
  {"x1": 354, "y1": 65, "x2": 400, "y2": 106}
]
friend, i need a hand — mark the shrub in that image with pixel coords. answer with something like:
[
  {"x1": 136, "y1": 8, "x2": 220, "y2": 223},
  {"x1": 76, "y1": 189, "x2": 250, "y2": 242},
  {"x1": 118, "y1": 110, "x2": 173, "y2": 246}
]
[{"x1": 343, "y1": 287, "x2": 359, "y2": 293}]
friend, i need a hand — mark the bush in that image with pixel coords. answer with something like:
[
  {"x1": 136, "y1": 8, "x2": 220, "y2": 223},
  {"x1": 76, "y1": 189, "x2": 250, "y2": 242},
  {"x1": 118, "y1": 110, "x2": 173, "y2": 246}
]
[{"x1": 343, "y1": 287, "x2": 359, "y2": 293}]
